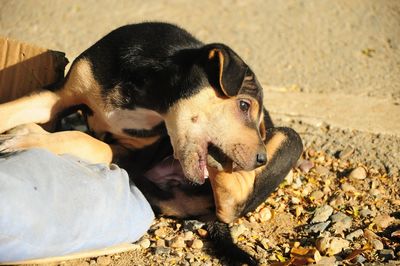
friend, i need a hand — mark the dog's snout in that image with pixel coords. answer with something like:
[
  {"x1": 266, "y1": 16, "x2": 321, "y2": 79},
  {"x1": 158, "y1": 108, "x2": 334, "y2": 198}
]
[{"x1": 256, "y1": 152, "x2": 267, "y2": 166}]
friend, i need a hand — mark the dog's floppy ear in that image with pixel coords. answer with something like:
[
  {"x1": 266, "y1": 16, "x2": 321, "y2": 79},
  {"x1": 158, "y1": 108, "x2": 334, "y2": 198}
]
[{"x1": 202, "y1": 44, "x2": 248, "y2": 97}]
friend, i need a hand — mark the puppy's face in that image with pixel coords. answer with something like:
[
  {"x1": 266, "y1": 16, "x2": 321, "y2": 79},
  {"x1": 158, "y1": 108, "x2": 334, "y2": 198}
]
[{"x1": 164, "y1": 44, "x2": 267, "y2": 184}]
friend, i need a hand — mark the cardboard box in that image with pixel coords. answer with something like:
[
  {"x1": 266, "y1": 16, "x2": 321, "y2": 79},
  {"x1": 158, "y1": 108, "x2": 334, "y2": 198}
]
[{"x1": 0, "y1": 37, "x2": 68, "y2": 103}]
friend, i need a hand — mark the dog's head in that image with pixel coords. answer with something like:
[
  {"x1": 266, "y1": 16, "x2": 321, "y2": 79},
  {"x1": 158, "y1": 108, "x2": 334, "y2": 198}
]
[{"x1": 164, "y1": 43, "x2": 267, "y2": 184}]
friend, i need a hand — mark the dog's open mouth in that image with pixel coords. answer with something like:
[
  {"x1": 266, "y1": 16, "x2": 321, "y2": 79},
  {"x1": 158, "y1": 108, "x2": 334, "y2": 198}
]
[
  {"x1": 145, "y1": 143, "x2": 240, "y2": 187},
  {"x1": 194, "y1": 142, "x2": 244, "y2": 184}
]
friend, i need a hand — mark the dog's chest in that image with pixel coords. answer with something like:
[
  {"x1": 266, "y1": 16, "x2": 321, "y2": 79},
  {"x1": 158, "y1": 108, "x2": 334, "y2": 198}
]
[{"x1": 87, "y1": 107, "x2": 164, "y2": 136}]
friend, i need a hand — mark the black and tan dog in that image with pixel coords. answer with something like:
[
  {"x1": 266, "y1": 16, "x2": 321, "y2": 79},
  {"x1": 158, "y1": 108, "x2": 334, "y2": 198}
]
[{"x1": 0, "y1": 22, "x2": 302, "y2": 264}]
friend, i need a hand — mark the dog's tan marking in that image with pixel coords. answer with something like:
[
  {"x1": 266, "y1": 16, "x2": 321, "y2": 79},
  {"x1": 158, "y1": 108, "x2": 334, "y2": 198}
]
[
  {"x1": 209, "y1": 168, "x2": 256, "y2": 223},
  {"x1": 59, "y1": 58, "x2": 101, "y2": 99},
  {"x1": 63, "y1": 59, "x2": 113, "y2": 134},
  {"x1": 106, "y1": 108, "x2": 163, "y2": 131},
  {"x1": 209, "y1": 131, "x2": 288, "y2": 223},
  {"x1": 208, "y1": 49, "x2": 226, "y2": 95},
  {"x1": 266, "y1": 132, "x2": 286, "y2": 158},
  {"x1": 114, "y1": 134, "x2": 161, "y2": 150},
  {"x1": 156, "y1": 190, "x2": 214, "y2": 218}
]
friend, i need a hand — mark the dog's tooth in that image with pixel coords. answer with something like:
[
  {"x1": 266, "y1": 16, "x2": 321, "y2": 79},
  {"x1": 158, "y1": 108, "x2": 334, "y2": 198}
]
[{"x1": 203, "y1": 165, "x2": 209, "y2": 179}]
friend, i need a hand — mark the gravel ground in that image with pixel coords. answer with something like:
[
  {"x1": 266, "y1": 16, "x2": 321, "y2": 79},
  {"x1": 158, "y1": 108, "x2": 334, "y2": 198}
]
[{"x1": 277, "y1": 119, "x2": 400, "y2": 177}]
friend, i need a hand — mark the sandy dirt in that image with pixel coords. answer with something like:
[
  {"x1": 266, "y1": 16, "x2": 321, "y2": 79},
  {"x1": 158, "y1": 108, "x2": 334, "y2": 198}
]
[{"x1": 1, "y1": 0, "x2": 399, "y2": 99}]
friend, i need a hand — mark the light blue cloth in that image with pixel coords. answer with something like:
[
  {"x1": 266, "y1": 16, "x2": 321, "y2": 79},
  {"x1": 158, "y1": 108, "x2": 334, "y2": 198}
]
[{"x1": 0, "y1": 148, "x2": 154, "y2": 262}]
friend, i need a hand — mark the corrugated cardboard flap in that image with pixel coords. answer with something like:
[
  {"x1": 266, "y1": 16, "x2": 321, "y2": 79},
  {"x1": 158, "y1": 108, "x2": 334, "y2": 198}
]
[{"x1": 0, "y1": 37, "x2": 68, "y2": 103}]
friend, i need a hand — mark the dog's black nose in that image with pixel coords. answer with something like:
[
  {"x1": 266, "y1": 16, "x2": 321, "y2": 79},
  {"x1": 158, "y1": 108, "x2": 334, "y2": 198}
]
[{"x1": 256, "y1": 153, "x2": 267, "y2": 166}]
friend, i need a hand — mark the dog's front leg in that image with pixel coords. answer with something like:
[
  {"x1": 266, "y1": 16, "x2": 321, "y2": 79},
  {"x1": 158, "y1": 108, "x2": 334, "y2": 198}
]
[
  {"x1": 209, "y1": 127, "x2": 303, "y2": 223},
  {"x1": 0, "y1": 90, "x2": 69, "y2": 134},
  {"x1": 0, "y1": 127, "x2": 114, "y2": 165}
]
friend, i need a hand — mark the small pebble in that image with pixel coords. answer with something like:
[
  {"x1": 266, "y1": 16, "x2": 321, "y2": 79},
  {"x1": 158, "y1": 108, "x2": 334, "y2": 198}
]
[
  {"x1": 369, "y1": 188, "x2": 381, "y2": 197},
  {"x1": 298, "y1": 160, "x2": 314, "y2": 173},
  {"x1": 314, "y1": 256, "x2": 337, "y2": 266},
  {"x1": 341, "y1": 182, "x2": 356, "y2": 192},
  {"x1": 310, "y1": 190, "x2": 324, "y2": 200},
  {"x1": 307, "y1": 149, "x2": 316, "y2": 157},
  {"x1": 183, "y1": 220, "x2": 205, "y2": 231},
  {"x1": 291, "y1": 197, "x2": 301, "y2": 204},
  {"x1": 301, "y1": 184, "x2": 312, "y2": 196},
  {"x1": 348, "y1": 166, "x2": 367, "y2": 180},
  {"x1": 338, "y1": 146, "x2": 354, "y2": 159},
  {"x1": 329, "y1": 195, "x2": 345, "y2": 208},
  {"x1": 154, "y1": 227, "x2": 167, "y2": 238},
  {"x1": 330, "y1": 212, "x2": 352, "y2": 233},
  {"x1": 360, "y1": 207, "x2": 376, "y2": 218},
  {"x1": 315, "y1": 165, "x2": 330, "y2": 176},
  {"x1": 191, "y1": 239, "x2": 204, "y2": 249},
  {"x1": 204, "y1": 260, "x2": 213, "y2": 266},
  {"x1": 230, "y1": 223, "x2": 248, "y2": 239},
  {"x1": 316, "y1": 236, "x2": 349, "y2": 256},
  {"x1": 330, "y1": 212, "x2": 351, "y2": 223},
  {"x1": 305, "y1": 221, "x2": 330, "y2": 234},
  {"x1": 181, "y1": 259, "x2": 190, "y2": 266},
  {"x1": 364, "y1": 229, "x2": 380, "y2": 241},
  {"x1": 378, "y1": 249, "x2": 395, "y2": 261},
  {"x1": 295, "y1": 205, "x2": 303, "y2": 217},
  {"x1": 285, "y1": 170, "x2": 294, "y2": 185},
  {"x1": 259, "y1": 239, "x2": 270, "y2": 250},
  {"x1": 259, "y1": 207, "x2": 272, "y2": 222},
  {"x1": 183, "y1": 231, "x2": 194, "y2": 241},
  {"x1": 311, "y1": 205, "x2": 333, "y2": 223},
  {"x1": 354, "y1": 255, "x2": 366, "y2": 264},
  {"x1": 138, "y1": 238, "x2": 151, "y2": 249},
  {"x1": 155, "y1": 246, "x2": 171, "y2": 255},
  {"x1": 156, "y1": 239, "x2": 165, "y2": 247},
  {"x1": 292, "y1": 176, "x2": 303, "y2": 189},
  {"x1": 373, "y1": 214, "x2": 394, "y2": 229},
  {"x1": 169, "y1": 236, "x2": 186, "y2": 248},
  {"x1": 185, "y1": 253, "x2": 195, "y2": 261},
  {"x1": 197, "y1": 228, "x2": 208, "y2": 238},
  {"x1": 346, "y1": 229, "x2": 363, "y2": 241},
  {"x1": 96, "y1": 256, "x2": 111, "y2": 265},
  {"x1": 371, "y1": 239, "x2": 384, "y2": 250}
]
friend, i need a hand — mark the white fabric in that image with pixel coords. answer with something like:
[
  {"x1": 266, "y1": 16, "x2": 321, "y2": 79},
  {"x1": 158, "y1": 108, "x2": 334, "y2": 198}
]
[{"x1": 0, "y1": 148, "x2": 154, "y2": 262}]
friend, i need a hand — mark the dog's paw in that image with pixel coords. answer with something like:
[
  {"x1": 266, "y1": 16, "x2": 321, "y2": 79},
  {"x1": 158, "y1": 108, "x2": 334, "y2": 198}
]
[{"x1": 208, "y1": 168, "x2": 257, "y2": 223}]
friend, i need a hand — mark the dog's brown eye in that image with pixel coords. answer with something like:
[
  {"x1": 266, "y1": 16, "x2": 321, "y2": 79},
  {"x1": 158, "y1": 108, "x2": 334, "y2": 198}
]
[{"x1": 239, "y1": 100, "x2": 250, "y2": 112}]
